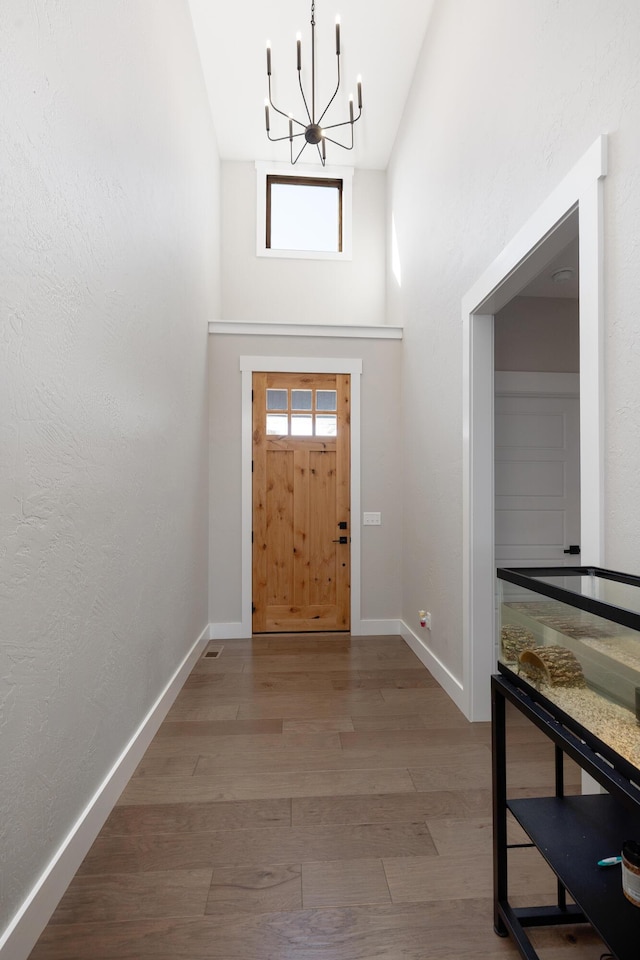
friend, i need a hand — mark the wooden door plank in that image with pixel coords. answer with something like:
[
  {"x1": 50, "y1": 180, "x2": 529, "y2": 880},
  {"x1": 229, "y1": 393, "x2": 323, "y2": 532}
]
[
  {"x1": 265, "y1": 450, "x2": 294, "y2": 604},
  {"x1": 265, "y1": 604, "x2": 342, "y2": 632},
  {"x1": 293, "y1": 448, "x2": 310, "y2": 609},
  {"x1": 267, "y1": 372, "x2": 336, "y2": 390},
  {"x1": 309, "y1": 450, "x2": 337, "y2": 607},
  {"x1": 266, "y1": 437, "x2": 336, "y2": 453}
]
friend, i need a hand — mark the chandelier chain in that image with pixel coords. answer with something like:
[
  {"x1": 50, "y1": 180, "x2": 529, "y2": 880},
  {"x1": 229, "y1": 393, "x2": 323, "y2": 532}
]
[{"x1": 311, "y1": 1, "x2": 315, "y2": 27}]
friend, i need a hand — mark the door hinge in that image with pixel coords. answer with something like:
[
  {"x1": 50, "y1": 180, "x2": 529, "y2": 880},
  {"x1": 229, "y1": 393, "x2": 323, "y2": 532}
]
[
  {"x1": 252, "y1": 389, "x2": 254, "y2": 402},
  {"x1": 252, "y1": 530, "x2": 254, "y2": 543},
  {"x1": 252, "y1": 460, "x2": 254, "y2": 472},
  {"x1": 252, "y1": 603, "x2": 256, "y2": 614}
]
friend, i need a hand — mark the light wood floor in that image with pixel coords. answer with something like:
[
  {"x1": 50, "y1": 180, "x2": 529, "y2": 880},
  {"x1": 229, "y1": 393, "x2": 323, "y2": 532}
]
[{"x1": 29, "y1": 635, "x2": 606, "y2": 959}]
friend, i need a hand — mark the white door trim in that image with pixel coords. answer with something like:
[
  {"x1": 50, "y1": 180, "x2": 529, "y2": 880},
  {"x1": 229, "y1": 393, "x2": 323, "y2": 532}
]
[
  {"x1": 462, "y1": 135, "x2": 607, "y2": 721},
  {"x1": 239, "y1": 355, "x2": 363, "y2": 637}
]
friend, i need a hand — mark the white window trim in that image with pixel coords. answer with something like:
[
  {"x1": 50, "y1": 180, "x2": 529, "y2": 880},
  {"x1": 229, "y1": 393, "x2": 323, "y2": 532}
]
[{"x1": 255, "y1": 161, "x2": 354, "y2": 261}]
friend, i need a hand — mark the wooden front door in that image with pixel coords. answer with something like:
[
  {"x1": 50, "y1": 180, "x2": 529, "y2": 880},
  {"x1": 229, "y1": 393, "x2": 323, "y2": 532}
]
[{"x1": 252, "y1": 372, "x2": 350, "y2": 633}]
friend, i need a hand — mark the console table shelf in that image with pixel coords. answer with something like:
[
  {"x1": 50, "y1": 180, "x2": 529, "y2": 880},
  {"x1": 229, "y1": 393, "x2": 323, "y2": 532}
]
[{"x1": 492, "y1": 670, "x2": 640, "y2": 960}]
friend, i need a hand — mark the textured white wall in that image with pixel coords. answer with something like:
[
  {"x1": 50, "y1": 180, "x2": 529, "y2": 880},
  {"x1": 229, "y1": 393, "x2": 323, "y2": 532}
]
[
  {"x1": 388, "y1": 0, "x2": 640, "y2": 679},
  {"x1": 0, "y1": 0, "x2": 219, "y2": 937},
  {"x1": 209, "y1": 334, "x2": 402, "y2": 625},
  {"x1": 221, "y1": 162, "x2": 387, "y2": 325},
  {"x1": 495, "y1": 297, "x2": 579, "y2": 372}
]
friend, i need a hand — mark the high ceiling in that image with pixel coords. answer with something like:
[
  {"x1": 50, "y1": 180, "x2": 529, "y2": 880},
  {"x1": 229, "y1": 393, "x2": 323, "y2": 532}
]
[{"x1": 188, "y1": 0, "x2": 435, "y2": 170}]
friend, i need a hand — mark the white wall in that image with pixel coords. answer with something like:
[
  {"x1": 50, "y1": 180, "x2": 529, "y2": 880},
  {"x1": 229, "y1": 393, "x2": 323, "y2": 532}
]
[
  {"x1": 495, "y1": 296, "x2": 579, "y2": 372},
  {"x1": 221, "y1": 162, "x2": 387, "y2": 326},
  {"x1": 388, "y1": 0, "x2": 640, "y2": 681},
  {"x1": 0, "y1": 0, "x2": 219, "y2": 944},
  {"x1": 209, "y1": 334, "x2": 402, "y2": 627}
]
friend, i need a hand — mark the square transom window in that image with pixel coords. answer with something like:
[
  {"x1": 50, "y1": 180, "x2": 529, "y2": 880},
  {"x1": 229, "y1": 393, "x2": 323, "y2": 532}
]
[
  {"x1": 267, "y1": 176, "x2": 342, "y2": 253},
  {"x1": 255, "y1": 161, "x2": 353, "y2": 261}
]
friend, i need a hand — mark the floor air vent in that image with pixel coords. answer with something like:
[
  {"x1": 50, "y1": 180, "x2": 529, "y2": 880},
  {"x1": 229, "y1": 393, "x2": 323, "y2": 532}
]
[{"x1": 203, "y1": 646, "x2": 223, "y2": 659}]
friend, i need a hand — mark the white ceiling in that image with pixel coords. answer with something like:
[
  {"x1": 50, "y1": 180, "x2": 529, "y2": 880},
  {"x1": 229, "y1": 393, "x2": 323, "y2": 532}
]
[
  {"x1": 188, "y1": 0, "x2": 435, "y2": 170},
  {"x1": 519, "y1": 236, "x2": 579, "y2": 299}
]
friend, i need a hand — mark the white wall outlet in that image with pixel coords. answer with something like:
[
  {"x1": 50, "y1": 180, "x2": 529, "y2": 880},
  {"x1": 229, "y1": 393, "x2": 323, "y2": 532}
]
[{"x1": 363, "y1": 512, "x2": 381, "y2": 525}]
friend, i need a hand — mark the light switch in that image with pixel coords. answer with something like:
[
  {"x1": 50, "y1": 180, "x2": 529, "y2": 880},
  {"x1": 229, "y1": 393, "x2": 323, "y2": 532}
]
[{"x1": 363, "y1": 512, "x2": 381, "y2": 526}]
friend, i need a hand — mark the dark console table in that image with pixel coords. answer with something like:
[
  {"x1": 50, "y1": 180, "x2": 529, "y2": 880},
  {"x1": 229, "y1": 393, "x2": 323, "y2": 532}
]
[{"x1": 492, "y1": 666, "x2": 640, "y2": 960}]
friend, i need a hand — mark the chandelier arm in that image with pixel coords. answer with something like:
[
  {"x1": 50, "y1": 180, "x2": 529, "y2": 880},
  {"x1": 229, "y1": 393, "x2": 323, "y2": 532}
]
[
  {"x1": 291, "y1": 140, "x2": 309, "y2": 165},
  {"x1": 269, "y1": 99, "x2": 296, "y2": 124},
  {"x1": 322, "y1": 132, "x2": 354, "y2": 151},
  {"x1": 321, "y1": 108, "x2": 362, "y2": 132},
  {"x1": 269, "y1": 100, "x2": 295, "y2": 122},
  {"x1": 317, "y1": 57, "x2": 341, "y2": 126},
  {"x1": 267, "y1": 77, "x2": 284, "y2": 118},
  {"x1": 268, "y1": 130, "x2": 307, "y2": 143},
  {"x1": 268, "y1": 77, "x2": 309, "y2": 129}
]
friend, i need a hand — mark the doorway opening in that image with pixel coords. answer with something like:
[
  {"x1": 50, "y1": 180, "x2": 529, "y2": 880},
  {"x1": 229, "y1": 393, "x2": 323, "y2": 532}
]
[
  {"x1": 494, "y1": 231, "x2": 580, "y2": 572},
  {"x1": 462, "y1": 136, "x2": 607, "y2": 721}
]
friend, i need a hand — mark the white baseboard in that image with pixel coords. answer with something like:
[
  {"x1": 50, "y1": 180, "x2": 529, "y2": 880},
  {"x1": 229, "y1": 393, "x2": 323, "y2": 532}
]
[
  {"x1": 0, "y1": 624, "x2": 210, "y2": 960},
  {"x1": 209, "y1": 621, "x2": 247, "y2": 639},
  {"x1": 354, "y1": 619, "x2": 402, "y2": 636},
  {"x1": 399, "y1": 620, "x2": 467, "y2": 717}
]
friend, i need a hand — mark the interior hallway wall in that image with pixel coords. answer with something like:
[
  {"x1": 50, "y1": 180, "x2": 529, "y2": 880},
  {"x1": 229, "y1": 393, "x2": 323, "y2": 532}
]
[
  {"x1": 495, "y1": 296, "x2": 579, "y2": 372},
  {"x1": 220, "y1": 162, "x2": 387, "y2": 326},
  {"x1": 209, "y1": 334, "x2": 402, "y2": 628},
  {"x1": 387, "y1": 0, "x2": 640, "y2": 683},
  {"x1": 0, "y1": 0, "x2": 219, "y2": 941}
]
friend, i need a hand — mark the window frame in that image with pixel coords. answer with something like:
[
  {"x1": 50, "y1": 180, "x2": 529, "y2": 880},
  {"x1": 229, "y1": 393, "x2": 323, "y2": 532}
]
[
  {"x1": 266, "y1": 175, "x2": 343, "y2": 254},
  {"x1": 255, "y1": 161, "x2": 353, "y2": 261},
  {"x1": 265, "y1": 384, "x2": 338, "y2": 438}
]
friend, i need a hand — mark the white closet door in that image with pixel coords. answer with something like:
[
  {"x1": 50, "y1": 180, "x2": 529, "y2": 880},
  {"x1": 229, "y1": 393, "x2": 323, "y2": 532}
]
[{"x1": 495, "y1": 389, "x2": 580, "y2": 568}]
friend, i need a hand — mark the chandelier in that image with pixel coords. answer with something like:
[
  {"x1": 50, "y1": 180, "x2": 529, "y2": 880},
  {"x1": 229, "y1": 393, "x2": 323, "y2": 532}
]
[{"x1": 264, "y1": 0, "x2": 362, "y2": 165}]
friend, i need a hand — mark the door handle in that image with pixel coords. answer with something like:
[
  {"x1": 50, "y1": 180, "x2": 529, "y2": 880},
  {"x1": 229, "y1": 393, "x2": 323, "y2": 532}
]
[
  {"x1": 563, "y1": 545, "x2": 581, "y2": 555},
  {"x1": 332, "y1": 536, "x2": 348, "y2": 544}
]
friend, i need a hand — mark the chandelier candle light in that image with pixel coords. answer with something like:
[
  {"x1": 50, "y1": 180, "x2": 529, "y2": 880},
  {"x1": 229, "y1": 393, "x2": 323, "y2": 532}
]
[{"x1": 264, "y1": 0, "x2": 362, "y2": 165}]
